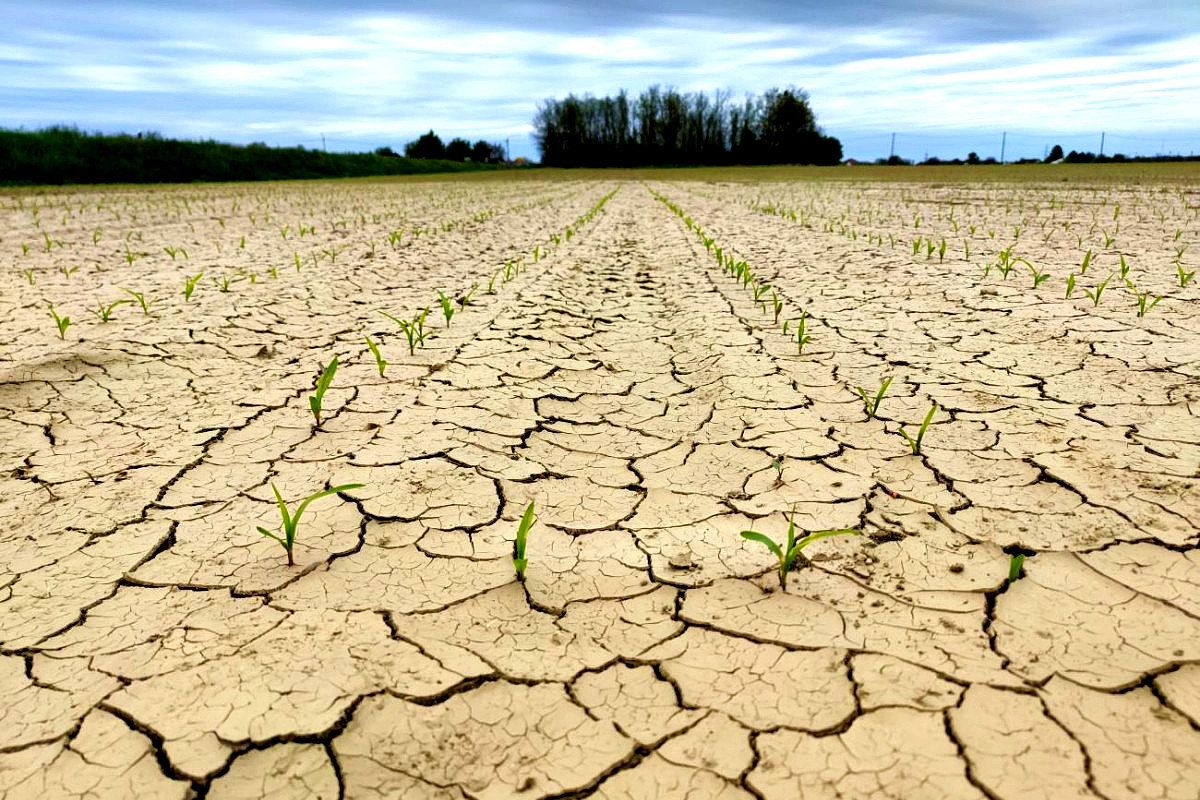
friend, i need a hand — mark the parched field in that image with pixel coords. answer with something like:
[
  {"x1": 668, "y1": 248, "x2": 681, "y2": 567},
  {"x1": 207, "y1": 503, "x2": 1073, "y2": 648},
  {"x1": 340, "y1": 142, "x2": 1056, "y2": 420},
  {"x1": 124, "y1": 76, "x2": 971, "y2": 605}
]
[{"x1": 1, "y1": 169, "x2": 1198, "y2": 799}]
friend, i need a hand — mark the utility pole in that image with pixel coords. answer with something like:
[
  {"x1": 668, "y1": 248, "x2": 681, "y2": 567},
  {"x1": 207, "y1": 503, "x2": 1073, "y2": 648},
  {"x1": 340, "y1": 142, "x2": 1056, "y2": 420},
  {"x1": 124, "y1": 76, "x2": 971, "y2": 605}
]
[
  {"x1": 1000, "y1": 131, "x2": 1006, "y2": 164},
  {"x1": 1099, "y1": 132, "x2": 1105, "y2": 158},
  {"x1": 506, "y1": 137, "x2": 510, "y2": 162},
  {"x1": 889, "y1": 132, "x2": 896, "y2": 160},
  {"x1": 321, "y1": 133, "x2": 326, "y2": 152}
]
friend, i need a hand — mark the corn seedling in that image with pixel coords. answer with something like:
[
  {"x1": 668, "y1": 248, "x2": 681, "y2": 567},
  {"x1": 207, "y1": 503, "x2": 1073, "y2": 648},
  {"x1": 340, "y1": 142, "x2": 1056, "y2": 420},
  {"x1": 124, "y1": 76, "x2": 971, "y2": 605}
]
[
  {"x1": 1178, "y1": 262, "x2": 1196, "y2": 287},
  {"x1": 256, "y1": 482, "x2": 364, "y2": 566},
  {"x1": 308, "y1": 356, "x2": 338, "y2": 425},
  {"x1": 47, "y1": 303, "x2": 71, "y2": 339},
  {"x1": 1027, "y1": 262, "x2": 1050, "y2": 289},
  {"x1": 512, "y1": 501, "x2": 535, "y2": 581},
  {"x1": 740, "y1": 515, "x2": 859, "y2": 590},
  {"x1": 771, "y1": 290, "x2": 783, "y2": 324},
  {"x1": 1079, "y1": 249, "x2": 1094, "y2": 274},
  {"x1": 183, "y1": 271, "x2": 204, "y2": 301},
  {"x1": 898, "y1": 402, "x2": 937, "y2": 454},
  {"x1": 59, "y1": 264, "x2": 80, "y2": 279},
  {"x1": 91, "y1": 298, "x2": 131, "y2": 322},
  {"x1": 1008, "y1": 554, "x2": 1026, "y2": 581},
  {"x1": 364, "y1": 336, "x2": 387, "y2": 376},
  {"x1": 22, "y1": 268, "x2": 34, "y2": 285},
  {"x1": 1065, "y1": 273, "x2": 1076, "y2": 299},
  {"x1": 437, "y1": 290, "x2": 455, "y2": 327},
  {"x1": 857, "y1": 375, "x2": 894, "y2": 419},
  {"x1": 794, "y1": 311, "x2": 812, "y2": 354},
  {"x1": 1082, "y1": 275, "x2": 1111, "y2": 307},
  {"x1": 1134, "y1": 289, "x2": 1163, "y2": 317},
  {"x1": 937, "y1": 238, "x2": 947, "y2": 261}
]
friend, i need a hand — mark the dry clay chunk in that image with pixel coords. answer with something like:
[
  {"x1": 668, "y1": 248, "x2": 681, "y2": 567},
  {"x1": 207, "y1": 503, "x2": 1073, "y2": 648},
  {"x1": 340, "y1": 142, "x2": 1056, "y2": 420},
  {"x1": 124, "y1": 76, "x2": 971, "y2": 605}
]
[{"x1": 334, "y1": 682, "x2": 634, "y2": 799}]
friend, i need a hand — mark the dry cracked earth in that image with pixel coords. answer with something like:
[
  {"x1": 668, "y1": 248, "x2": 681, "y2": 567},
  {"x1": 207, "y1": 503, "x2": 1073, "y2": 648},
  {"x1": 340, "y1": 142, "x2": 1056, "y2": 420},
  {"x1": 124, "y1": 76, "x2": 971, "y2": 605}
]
[{"x1": 1, "y1": 175, "x2": 1198, "y2": 799}]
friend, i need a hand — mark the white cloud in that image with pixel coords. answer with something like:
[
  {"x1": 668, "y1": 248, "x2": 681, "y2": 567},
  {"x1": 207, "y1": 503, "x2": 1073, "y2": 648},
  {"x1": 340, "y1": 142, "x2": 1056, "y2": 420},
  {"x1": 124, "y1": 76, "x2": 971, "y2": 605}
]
[{"x1": 2, "y1": 2, "x2": 1197, "y2": 160}]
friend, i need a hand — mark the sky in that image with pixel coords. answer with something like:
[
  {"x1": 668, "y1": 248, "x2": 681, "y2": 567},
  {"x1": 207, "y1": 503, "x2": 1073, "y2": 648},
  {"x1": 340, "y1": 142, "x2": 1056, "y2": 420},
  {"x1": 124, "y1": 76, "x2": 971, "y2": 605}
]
[{"x1": 3, "y1": 1, "x2": 1198, "y2": 162}]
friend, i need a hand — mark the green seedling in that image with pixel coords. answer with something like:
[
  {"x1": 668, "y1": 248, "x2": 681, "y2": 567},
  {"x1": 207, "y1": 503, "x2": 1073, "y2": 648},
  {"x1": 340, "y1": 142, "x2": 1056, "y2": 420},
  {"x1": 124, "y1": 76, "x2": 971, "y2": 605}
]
[
  {"x1": 1178, "y1": 262, "x2": 1196, "y2": 287},
  {"x1": 937, "y1": 238, "x2": 947, "y2": 262},
  {"x1": 1082, "y1": 275, "x2": 1111, "y2": 307},
  {"x1": 771, "y1": 290, "x2": 783, "y2": 324},
  {"x1": 857, "y1": 375, "x2": 894, "y2": 419},
  {"x1": 794, "y1": 310, "x2": 812, "y2": 354},
  {"x1": 1134, "y1": 289, "x2": 1163, "y2": 317},
  {"x1": 898, "y1": 402, "x2": 938, "y2": 454},
  {"x1": 1079, "y1": 248, "x2": 1093, "y2": 274},
  {"x1": 309, "y1": 356, "x2": 338, "y2": 426},
  {"x1": 740, "y1": 515, "x2": 859, "y2": 590},
  {"x1": 457, "y1": 283, "x2": 478, "y2": 308},
  {"x1": 1027, "y1": 262, "x2": 1050, "y2": 288},
  {"x1": 183, "y1": 271, "x2": 204, "y2": 301},
  {"x1": 48, "y1": 303, "x2": 71, "y2": 339},
  {"x1": 1118, "y1": 254, "x2": 1129, "y2": 279},
  {"x1": 1065, "y1": 272, "x2": 1076, "y2": 299},
  {"x1": 1008, "y1": 553, "x2": 1026, "y2": 581},
  {"x1": 91, "y1": 298, "x2": 131, "y2": 322},
  {"x1": 22, "y1": 268, "x2": 34, "y2": 285},
  {"x1": 256, "y1": 482, "x2": 364, "y2": 566},
  {"x1": 364, "y1": 335, "x2": 387, "y2": 376},
  {"x1": 59, "y1": 263, "x2": 80, "y2": 279},
  {"x1": 487, "y1": 269, "x2": 502, "y2": 293},
  {"x1": 380, "y1": 310, "x2": 417, "y2": 354},
  {"x1": 512, "y1": 501, "x2": 535, "y2": 581},
  {"x1": 437, "y1": 290, "x2": 455, "y2": 327}
]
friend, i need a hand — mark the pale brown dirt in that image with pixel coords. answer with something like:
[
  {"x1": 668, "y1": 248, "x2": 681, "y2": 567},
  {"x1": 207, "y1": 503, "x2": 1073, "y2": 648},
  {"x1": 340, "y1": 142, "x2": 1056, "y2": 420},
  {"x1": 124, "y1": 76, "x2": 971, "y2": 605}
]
[{"x1": 0, "y1": 176, "x2": 1197, "y2": 799}]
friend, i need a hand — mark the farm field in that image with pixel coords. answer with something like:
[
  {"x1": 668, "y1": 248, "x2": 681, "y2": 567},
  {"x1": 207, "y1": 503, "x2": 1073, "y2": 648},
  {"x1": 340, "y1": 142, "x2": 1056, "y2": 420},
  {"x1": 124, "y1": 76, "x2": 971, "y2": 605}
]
[{"x1": 1, "y1": 169, "x2": 1198, "y2": 799}]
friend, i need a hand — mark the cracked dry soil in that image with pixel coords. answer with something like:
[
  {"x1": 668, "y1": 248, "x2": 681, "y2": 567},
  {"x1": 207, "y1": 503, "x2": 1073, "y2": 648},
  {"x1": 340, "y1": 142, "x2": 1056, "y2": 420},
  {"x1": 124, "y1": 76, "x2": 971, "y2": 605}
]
[{"x1": 1, "y1": 175, "x2": 1198, "y2": 799}]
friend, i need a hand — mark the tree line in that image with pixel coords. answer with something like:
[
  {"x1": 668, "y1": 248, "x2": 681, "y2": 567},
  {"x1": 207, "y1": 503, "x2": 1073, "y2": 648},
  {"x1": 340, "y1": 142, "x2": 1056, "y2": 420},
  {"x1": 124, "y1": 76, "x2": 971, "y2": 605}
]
[
  {"x1": 396, "y1": 131, "x2": 506, "y2": 163},
  {"x1": 0, "y1": 127, "x2": 502, "y2": 186},
  {"x1": 533, "y1": 86, "x2": 842, "y2": 168}
]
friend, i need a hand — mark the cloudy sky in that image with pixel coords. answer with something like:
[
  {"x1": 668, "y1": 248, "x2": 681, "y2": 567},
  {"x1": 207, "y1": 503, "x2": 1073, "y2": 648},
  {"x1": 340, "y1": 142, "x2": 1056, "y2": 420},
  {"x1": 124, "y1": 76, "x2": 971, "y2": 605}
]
[{"x1": 4, "y1": 1, "x2": 1198, "y2": 162}]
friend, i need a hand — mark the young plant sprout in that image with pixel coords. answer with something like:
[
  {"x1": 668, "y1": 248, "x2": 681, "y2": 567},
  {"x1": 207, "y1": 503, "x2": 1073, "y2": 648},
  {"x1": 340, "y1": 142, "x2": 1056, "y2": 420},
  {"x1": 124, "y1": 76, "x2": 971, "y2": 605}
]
[
  {"x1": 1082, "y1": 275, "x2": 1111, "y2": 307},
  {"x1": 1118, "y1": 254, "x2": 1130, "y2": 279},
  {"x1": 741, "y1": 514, "x2": 859, "y2": 590},
  {"x1": 257, "y1": 482, "x2": 364, "y2": 566},
  {"x1": 309, "y1": 356, "x2": 338, "y2": 426},
  {"x1": 1027, "y1": 262, "x2": 1050, "y2": 289},
  {"x1": 183, "y1": 271, "x2": 204, "y2": 301},
  {"x1": 1134, "y1": 289, "x2": 1163, "y2": 317},
  {"x1": 48, "y1": 303, "x2": 71, "y2": 339},
  {"x1": 898, "y1": 402, "x2": 938, "y2": 455},
  {"x1": 122, "y1": 288, "x2": 150, "y2": 314},
  {"x1": 1065, "y1": 273, "x2": 1077, "y2": 299},
  {"x1": 1079, "y1": 249, "x2": 1094, "y2": 274},
  {"x1": 437, "y1": 290, "x2": 456, "y2": 327},
  {"x1": 22, "y1": 268, "x2": 35, "y2": 285},
  {"x1": 794, "y1": 311, "x2": 812, "y2": 354},
  {"x1": 513, "y1": 501, "x2": 535, "y2": 581},
  {"x1": 364, "y1": 336, "x2": 387, "y2": 376},
  {"x1": 1178, "y1": 262, "x2": 1196, "y2": 288},
  {"x1": 857, "y1": 375, "x2": 894, "y2": 419},
  {"x1": 1008, "y1": 554, "x2": 1026, "y2": 582},
  {"x1": 91, "y1": 298, "x2": 131, "y2": 322}
]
